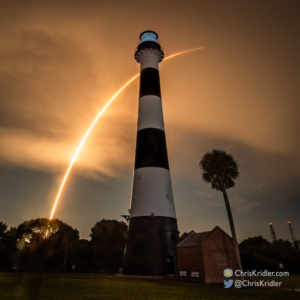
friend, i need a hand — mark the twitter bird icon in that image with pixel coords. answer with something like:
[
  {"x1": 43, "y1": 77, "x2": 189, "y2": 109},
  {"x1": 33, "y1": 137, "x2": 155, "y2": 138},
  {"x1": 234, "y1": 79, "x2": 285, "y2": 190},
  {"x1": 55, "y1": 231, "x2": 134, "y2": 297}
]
[{"x1": 224, "y1": 279, "x2": 234, "y2": 288}]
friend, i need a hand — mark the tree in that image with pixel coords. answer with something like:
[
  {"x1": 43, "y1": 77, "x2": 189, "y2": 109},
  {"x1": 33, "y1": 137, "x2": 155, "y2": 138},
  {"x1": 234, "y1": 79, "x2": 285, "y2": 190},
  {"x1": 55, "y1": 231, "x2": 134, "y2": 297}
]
[
  {"x1": 0, "y1": 222, "x2": 9, "y2": 269},
  {"x1": 47, "y1": 219, "x2": 79, "y2": 270},
  {"x1": 68, "y1": 239, "x2": 91, "y2": 272},
  {"x1": 0, "y1": 222, "x2": 8, "y2": 240},
  {"x1": 239, "y1": 236, "x2": 300, "y2": 273},
  {"x1": 199, "y1": 149, "x2": 242, "y2": 271},
  {"x1": 90, "y1": 219, "x2": 127, "y2": 272},
  {"x1": 239, "y1": 236, "x2": 271, "y2": 249},
  {"x1": 15, "y1": 218, "x2": 79, "y2": 271},
  {"x1": 0, "y1": 224, "x2": 18, "y2": 271}
]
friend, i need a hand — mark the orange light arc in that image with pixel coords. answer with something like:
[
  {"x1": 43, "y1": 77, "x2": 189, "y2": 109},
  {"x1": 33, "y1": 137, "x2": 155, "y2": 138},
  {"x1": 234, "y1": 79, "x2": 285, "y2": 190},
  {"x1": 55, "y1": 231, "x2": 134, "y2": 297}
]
[{"x1": 49, "y1": 46, "x2": 205, "y2": 220}]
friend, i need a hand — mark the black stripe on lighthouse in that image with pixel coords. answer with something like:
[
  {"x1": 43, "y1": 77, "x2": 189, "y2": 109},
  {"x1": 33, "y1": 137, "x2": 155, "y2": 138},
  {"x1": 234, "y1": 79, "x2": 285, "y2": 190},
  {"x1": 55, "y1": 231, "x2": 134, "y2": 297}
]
[
  {"x1": 135, "y1": 128, "x2": 169, "y2": 170},
  {"x1": 139, "y1": 67, "x2": 161, "y2": 98}
]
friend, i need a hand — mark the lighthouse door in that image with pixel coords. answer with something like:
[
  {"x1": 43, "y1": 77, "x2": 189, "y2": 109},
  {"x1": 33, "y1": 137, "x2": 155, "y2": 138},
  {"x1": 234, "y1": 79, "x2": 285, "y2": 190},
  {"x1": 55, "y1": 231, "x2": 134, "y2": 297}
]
[{"x1": 167, "y1": 255, "x2": 174, "y2": 274}]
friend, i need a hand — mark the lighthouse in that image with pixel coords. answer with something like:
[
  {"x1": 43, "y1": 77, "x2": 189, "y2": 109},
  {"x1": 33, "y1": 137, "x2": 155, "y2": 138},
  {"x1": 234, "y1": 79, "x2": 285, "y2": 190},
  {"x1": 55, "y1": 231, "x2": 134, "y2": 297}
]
[{"x1": 122, "y1": 31, "x2": 179, "y2": 276}]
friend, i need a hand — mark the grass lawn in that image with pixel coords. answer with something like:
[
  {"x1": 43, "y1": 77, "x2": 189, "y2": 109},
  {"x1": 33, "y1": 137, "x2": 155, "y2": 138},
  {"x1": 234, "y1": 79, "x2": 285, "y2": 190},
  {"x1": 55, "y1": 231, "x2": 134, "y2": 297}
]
[{"x1": 0, "y1": 273, "x2": 299, "y2": 300}]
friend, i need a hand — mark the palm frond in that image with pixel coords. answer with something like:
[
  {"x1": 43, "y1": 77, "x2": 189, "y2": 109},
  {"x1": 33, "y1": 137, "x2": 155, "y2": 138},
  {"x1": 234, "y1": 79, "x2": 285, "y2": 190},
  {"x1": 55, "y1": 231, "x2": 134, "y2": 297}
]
[{"x1": 199, "y1": 149, "x2": 239, "y2": 190}]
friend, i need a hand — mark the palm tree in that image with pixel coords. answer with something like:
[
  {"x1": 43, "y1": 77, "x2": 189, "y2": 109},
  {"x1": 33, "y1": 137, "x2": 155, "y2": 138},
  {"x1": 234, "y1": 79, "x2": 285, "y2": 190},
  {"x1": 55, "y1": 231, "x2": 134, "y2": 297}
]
[{"x1": 199, "y1": 149, "x2": 242, "y2": 271}]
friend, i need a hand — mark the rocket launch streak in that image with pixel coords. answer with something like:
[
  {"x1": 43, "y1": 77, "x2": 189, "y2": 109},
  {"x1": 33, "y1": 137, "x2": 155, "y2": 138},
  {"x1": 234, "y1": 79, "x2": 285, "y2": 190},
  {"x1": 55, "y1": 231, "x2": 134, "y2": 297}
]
[
  {"x1": 164, "y1": 47, "x2": 205, "y2": 61},
  {"x1": 49, "y1": 47, "x2": 204, "y2": 220},
  {"x1": 49, "y1": 74, "x2": 139, "y2": 220}
]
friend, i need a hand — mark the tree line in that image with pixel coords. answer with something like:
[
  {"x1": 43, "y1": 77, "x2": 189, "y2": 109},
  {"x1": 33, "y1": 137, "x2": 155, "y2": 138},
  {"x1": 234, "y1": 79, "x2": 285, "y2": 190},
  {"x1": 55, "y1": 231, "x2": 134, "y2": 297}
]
[
  {"x1": 1, "y1": 219, "x2": 299, "y2": 273},
  {"x1": 239, "y1": 235, "x2": 300, "y2": 273},
  {"x1": 0, "y1": 218, "x2": 127, "y2": 273}
]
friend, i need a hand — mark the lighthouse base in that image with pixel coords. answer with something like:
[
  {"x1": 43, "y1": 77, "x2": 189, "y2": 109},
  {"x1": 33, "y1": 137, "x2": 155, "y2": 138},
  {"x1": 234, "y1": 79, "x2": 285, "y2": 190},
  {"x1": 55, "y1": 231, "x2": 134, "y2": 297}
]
[{"x1": 122, "y1": 216, "x2": 179, "y2": 276}]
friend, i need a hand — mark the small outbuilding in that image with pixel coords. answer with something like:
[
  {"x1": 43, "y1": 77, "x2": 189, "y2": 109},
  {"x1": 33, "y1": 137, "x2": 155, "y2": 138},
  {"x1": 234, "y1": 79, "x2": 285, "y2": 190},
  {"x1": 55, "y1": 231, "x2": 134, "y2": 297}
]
[{"x1": 177, "y1": 226, "x2": 237, "y2": 283}]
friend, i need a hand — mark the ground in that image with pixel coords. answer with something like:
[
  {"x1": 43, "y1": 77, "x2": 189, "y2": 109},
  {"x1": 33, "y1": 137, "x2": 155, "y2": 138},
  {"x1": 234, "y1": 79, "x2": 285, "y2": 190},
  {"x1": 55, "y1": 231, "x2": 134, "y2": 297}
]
[{"x1": 0, "y1": 273, "x2": 299, "y2": 299}]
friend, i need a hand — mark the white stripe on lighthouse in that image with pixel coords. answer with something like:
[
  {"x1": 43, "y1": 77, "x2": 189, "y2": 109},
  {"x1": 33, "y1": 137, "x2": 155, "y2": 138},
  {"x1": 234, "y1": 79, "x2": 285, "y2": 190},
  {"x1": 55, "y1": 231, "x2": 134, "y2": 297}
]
[
  {"x1": 138, "y1": 95, "x2": 165, "y2": 131},
  {"x1": 130, "y1": 167, "x2": 176, "y2": 218}
]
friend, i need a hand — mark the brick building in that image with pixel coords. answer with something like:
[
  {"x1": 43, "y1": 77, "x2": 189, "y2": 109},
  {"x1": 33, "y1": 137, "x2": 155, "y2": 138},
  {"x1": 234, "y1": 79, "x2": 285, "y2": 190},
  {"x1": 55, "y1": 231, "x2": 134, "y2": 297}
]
[{"x1": 177, "y1": 226, "x2": 237, "y2": 283}]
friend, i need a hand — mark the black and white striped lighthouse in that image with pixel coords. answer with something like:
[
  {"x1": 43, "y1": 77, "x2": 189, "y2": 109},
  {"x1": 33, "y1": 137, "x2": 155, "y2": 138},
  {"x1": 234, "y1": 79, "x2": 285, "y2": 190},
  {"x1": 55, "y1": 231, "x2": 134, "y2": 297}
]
[{"x1": 122, "y1": 31, "x2": 179, "y2": 276}]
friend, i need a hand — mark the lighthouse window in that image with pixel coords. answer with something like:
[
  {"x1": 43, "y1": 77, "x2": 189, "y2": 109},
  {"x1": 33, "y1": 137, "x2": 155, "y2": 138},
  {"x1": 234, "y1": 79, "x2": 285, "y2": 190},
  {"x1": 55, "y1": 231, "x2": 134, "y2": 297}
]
[{"x1": 140, "y1": 32, "x2": 157, "y2": 43}]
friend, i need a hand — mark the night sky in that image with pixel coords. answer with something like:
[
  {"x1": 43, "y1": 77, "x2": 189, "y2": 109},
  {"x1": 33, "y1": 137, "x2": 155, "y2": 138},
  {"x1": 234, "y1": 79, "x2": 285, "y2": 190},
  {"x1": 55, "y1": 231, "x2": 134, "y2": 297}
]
[{"x1": 0, "y1": 0, "x2": 299, "y2": 242}]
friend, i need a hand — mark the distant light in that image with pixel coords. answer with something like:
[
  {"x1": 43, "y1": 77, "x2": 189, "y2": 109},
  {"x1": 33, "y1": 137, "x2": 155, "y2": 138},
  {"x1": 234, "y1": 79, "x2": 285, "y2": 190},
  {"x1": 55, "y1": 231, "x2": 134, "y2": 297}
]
[
  {"x1": 287, "y1": 221, "x2": 291, "y2": 224},
  {"x1": 269, "y1": 222, "x2": 273, "y2": 225}
]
